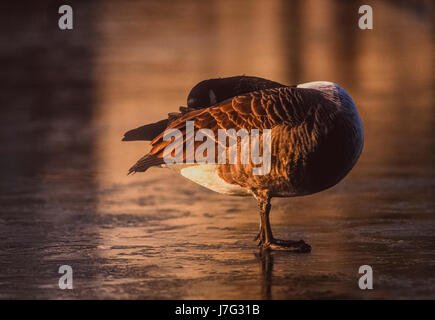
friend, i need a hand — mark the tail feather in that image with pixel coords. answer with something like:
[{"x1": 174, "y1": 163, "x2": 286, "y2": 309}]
[
  {"x1": 128, "y1": 154, "x2": 165, "y2": 175},
  {"x1": 122, "y1": 119, "x2": 168, "y2": 141}
]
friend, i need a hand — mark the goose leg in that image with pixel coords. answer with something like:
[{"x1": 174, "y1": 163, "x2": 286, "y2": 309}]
[
  {"x1": 255, "y1": 193, "x2": 311, "y2": 253},
  {"x1": 253, "y1": 218, "x2": 263, "y2": 241}
]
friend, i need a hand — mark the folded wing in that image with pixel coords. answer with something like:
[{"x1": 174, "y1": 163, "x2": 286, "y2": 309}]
[{"x1": 128, "y1": 86, "x2": 330, "y2": 173}]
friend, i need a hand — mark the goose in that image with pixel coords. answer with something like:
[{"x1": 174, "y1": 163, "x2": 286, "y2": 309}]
[{"x1": 122, "y1": 76, "x2": 364, "y2": 252}]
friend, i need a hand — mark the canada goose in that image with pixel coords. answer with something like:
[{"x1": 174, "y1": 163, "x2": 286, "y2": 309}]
[{"x1": 123, "y1": 76, "x2": 364, "y2": 252}]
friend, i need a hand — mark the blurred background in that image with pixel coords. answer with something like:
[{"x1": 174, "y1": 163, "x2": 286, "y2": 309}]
[{"x1": 0, "y1": 0, "x2": 434, "y2": 299}]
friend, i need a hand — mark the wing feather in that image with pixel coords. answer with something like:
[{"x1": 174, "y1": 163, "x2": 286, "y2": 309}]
[{"x1": 146, "y1": 87, "x2": 326, "y2": 161}]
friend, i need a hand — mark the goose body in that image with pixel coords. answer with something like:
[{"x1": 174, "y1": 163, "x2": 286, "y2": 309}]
[{"x1": 123, "y1": 76, "x2": 364, "y2": 252}]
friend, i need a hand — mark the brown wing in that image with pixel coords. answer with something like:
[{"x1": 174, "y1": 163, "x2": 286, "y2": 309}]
[
  {"x1": 128, "y1": 86, "x2": 330, "y2": 173},
  {"x1": 149, "y1": 86, "x2": 325, "y2": 156}
]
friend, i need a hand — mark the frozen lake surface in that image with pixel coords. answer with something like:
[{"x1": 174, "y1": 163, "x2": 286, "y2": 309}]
[{"x1": 0, "y1": 0, "x2": 434, "y2": 299}]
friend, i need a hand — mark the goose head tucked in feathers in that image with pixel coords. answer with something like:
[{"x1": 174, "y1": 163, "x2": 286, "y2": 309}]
[{"x1": 186, "y1": 75, "x2": 286, "y2": 108}]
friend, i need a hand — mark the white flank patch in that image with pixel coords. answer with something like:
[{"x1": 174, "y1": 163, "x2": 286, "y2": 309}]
[{"x1": 180, "y1": 164, "x2": 250, "y2": 196}]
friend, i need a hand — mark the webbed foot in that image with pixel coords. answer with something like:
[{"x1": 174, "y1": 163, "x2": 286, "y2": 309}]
[{"x1": 260, "y1": 238, "x2": 311, "y2": 253}]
